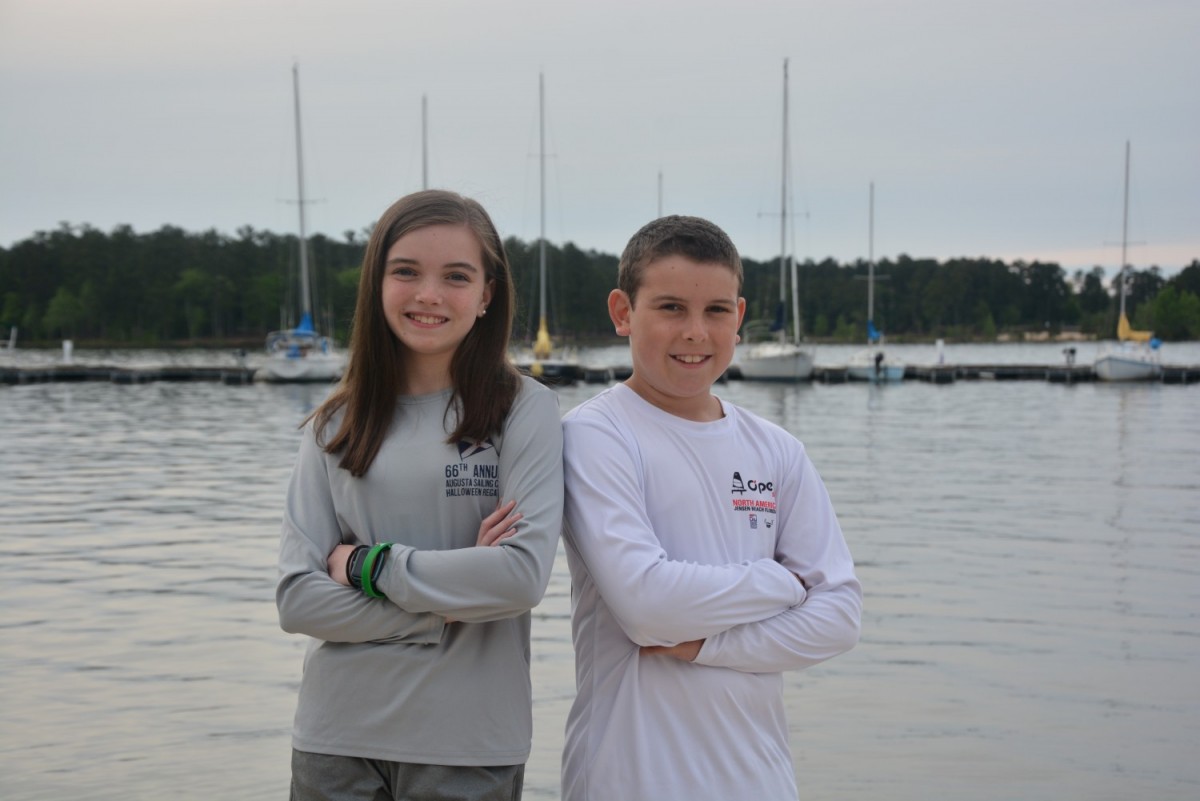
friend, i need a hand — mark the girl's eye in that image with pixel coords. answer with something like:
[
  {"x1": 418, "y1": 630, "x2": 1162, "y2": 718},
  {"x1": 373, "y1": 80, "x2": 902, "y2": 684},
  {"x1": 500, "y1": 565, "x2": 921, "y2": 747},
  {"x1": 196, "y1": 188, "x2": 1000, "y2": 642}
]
[{"x1": 447, "y1": 272, "x2": 470, "y2": 283}]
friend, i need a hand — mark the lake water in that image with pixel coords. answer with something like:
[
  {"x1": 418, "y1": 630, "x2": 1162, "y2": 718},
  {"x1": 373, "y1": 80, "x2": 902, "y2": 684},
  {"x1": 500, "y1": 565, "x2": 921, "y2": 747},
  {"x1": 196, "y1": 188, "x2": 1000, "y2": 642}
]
[{"x1": 2, "y1": 343, "x2": 1198, "y2": 800}]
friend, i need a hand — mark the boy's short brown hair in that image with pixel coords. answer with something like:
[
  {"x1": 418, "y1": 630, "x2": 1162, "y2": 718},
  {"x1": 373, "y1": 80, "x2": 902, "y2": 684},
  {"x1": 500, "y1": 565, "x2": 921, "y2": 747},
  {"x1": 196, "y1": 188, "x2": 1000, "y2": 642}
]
[{"x1": 617, "y1": 215, "x2": 743, "y2": 303}]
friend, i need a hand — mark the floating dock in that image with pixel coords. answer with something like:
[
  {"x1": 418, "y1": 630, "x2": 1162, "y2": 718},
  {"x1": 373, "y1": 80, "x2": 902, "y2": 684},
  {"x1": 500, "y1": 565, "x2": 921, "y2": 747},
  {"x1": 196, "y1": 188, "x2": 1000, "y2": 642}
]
[
  {"x1": 1, "y1": 365, "x2": 258, "y2": 385},
  {"x1": 2, "y1": 362, "x2": 1197, "y2": 386}
]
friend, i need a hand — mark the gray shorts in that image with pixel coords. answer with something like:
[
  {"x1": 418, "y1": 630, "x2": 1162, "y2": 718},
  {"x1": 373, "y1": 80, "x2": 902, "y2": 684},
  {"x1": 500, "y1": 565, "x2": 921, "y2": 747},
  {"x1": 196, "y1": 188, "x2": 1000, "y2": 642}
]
[{"x1": 290, "y1": 749, "x2": 524, "y2": 801}]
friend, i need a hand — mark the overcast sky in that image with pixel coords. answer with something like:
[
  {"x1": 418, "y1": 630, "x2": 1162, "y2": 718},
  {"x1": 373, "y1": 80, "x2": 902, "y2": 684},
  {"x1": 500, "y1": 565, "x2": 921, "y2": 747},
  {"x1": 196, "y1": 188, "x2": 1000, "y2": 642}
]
[{"x1": 2, "y1": 0, "x2": 1196, "y2": 275}]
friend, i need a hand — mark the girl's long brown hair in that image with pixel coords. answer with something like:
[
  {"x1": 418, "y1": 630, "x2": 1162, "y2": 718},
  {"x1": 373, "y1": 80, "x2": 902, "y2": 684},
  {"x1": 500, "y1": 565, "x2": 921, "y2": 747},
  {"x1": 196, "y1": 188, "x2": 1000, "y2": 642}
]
[{"x1": 309, "y1": 190, "x2": 521, "y2": 477}]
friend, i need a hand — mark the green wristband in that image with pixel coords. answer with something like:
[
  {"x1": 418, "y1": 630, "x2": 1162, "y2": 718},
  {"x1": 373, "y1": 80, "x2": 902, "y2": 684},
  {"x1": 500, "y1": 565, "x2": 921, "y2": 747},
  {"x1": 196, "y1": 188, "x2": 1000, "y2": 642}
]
[{"x1": 361, "y1": 543, "x2": 393, "y2": 599}]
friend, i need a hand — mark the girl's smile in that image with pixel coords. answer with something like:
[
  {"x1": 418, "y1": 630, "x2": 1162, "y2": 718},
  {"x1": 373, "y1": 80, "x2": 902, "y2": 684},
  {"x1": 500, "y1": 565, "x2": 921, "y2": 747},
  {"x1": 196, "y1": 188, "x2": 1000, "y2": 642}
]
[{"x1": 381, "y1": 223, "x2": 493, "y2": 392}]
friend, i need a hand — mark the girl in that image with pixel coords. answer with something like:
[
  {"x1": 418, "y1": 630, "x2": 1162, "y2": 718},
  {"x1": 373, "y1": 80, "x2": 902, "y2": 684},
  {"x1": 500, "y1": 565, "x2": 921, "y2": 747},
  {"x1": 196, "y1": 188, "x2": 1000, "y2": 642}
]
[{"x1": 277, "y1": 190, "x2": 564, "y2": 800}]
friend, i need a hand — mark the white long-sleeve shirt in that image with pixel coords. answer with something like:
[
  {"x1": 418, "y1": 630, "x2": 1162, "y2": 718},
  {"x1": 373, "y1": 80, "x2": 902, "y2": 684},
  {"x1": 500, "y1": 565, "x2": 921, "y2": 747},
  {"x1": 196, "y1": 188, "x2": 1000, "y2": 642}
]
[{"x1": 561, "y1": 383, "x2": 861, "y2": 801}]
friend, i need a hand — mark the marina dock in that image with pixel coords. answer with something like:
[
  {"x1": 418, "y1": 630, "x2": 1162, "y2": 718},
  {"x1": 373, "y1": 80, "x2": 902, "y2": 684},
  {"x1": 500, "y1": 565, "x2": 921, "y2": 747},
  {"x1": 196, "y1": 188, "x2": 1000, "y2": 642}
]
[
  {"x1": 1, "y1": 365, "x2": 258, "y2": 385},
  {"x1": 5, "y1": 361, "x2": 1197, "y2": 386}
]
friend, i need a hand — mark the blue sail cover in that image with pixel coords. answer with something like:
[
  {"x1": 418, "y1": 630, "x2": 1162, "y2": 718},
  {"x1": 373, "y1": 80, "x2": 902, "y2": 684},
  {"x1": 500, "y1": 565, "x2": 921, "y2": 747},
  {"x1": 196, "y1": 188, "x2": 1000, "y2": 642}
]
[
  {"x1": 265, "y1": 311, "x2": 331, "y2": 359},
  {"x1": 867, "y1": 319, "x2": 881, "y2": 343},
  {"x1": 769, "y1": 301, "x2": 786, "y2": 333}
]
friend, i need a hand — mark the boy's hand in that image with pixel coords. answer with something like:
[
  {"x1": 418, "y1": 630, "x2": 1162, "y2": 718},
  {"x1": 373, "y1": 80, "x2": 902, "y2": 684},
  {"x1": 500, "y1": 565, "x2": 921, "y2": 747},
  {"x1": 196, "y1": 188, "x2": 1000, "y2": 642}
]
[
  {"x1": 477, "y1": 499, "x2": 522, "y2": 546},
  {"x1": 641, "y1": 639, "x2": 704, "y2": 662}
]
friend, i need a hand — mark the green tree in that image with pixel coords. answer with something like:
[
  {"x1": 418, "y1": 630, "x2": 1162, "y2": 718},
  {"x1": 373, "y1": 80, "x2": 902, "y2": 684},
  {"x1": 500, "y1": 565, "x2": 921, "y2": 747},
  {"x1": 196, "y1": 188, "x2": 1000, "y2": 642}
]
[
  {"x1": 974, "y1": 300, "x2": 997, "y2": 339},
  {"x1": 1075, "y1": 267, "x2": 1109, "y2": 314},
  {"x1": 1168, "y1": 260, "x2": 1200, "y2": 298},
  {"x1": 1018, "y1": 261, "x2": 1070, "y2": 331},
  {"x1": 1124, "y1": 266, "x2": 1165, "y2": 318},
  {"x1": 174, "y1": 267, "x2": 213, "y2": 339},
  {"x1": 1149, "y1": 285, "x2": 1200, "y2": 340},
  {"x1": 1, "y1": 291, "x2": 21, "y2": 328},
  {"x1": 43, "y1": 286, "x2": 83, "y2": 337}
]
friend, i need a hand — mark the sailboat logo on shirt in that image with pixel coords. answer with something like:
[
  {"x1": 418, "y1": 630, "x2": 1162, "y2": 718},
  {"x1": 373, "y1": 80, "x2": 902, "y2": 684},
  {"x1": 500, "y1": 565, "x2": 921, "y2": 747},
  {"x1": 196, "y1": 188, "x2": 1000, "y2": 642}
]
[
  {"x1": 457, "y1": 438, "x2": 495, "y2": 461},
  {"x1": 731, "y1": 471, "x2": 778, "y2": 517},
  {"x1": 731, "y1": 471, "x2": 774, "y2": 495},
  {"x1": 446, "y1": 438, "x2": 499, "y2": 499}
]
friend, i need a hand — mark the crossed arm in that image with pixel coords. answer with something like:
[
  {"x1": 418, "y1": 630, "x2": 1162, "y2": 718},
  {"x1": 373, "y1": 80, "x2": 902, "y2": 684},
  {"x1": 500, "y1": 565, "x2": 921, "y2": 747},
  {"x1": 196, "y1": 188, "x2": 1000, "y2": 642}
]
[
  {"x1": 277, "y1": 386, "x2": 564, "y2": 642},
  {"x1": 563, "y1": 413, "x2": 860, "y2": 673},
  {"x1": 324, "y1": 499, "x2": 523, "y2": 626}
]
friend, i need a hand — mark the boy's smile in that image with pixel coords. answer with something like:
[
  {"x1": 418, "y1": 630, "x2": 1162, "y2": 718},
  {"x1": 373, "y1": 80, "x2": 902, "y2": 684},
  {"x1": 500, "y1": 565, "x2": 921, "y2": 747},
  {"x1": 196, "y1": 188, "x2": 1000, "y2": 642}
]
[{"x1": 608, "y1": 255, "x2": 746, "y2": 422}]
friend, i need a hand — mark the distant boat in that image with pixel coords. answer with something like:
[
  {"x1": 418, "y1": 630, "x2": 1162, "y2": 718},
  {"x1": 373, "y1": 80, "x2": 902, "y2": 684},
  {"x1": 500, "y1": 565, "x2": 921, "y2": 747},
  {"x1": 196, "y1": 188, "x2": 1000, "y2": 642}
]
[
  {"x1": 847, "y1": 183, "x2": 904, "y2": 382},
  {"x1": 514, "y1": 73, "x2": 578, "y2": 385},
  {"x1": 256, "y1": 64, "x2": 345, "y2": 384},
  {"x1": 1094, "y1": 141, "x2": 1160, "y2": 382},
  {"x1": 739, "y1": 58, "x2": 814, "y2": 382}
]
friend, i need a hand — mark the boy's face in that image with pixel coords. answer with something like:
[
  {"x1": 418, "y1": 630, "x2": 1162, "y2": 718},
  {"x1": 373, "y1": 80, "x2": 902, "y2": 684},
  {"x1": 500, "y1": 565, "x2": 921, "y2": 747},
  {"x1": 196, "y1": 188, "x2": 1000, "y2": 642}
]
[{"x1": 608, "y1": 254, "x2": 746, "y2": 422}]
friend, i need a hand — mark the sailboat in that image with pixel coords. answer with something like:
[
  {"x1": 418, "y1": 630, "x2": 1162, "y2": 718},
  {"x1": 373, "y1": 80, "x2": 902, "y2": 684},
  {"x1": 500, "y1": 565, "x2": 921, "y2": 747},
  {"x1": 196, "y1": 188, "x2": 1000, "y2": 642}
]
[
  {"x1": 847, "y1": 183, "x2": 905, "y2": 382},
  {"x1": 256, "y1": 64, "x2": 346, "y2": 384},
  {"x1": 515, "y1": 73, "x2": 577, "y2": 385},
  {"x1": 1094, "y1": 141, "x2": 1161, "y2": 382},
  {"x1": 739, "y1": 59, "x2": 814, "y2": 382}
]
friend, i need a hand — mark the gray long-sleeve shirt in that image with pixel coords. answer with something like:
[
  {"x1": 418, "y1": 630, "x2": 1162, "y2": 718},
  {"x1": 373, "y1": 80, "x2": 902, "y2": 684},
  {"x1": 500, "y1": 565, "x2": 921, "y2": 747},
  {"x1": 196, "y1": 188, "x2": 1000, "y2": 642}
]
[{"x1": 277, "y1": 376, "x2": 564, "y2": 765}]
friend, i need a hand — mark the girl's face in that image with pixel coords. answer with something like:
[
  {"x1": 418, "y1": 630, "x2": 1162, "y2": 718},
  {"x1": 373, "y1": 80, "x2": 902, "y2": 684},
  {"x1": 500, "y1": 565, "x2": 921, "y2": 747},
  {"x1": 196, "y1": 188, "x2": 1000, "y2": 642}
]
[{"x1": 381, "y1": 223, "x2": 493, "y2": 390}]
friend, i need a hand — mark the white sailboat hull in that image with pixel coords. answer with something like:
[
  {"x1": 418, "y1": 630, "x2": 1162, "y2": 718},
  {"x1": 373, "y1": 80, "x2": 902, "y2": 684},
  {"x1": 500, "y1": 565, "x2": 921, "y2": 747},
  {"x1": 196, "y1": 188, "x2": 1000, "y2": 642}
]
[
  {"x1": 1094, "y1": 345, "x2": 1160, "y2": 382},
  {"x1": 256, "y1": 350, "x2": 345, "y2": 383},
  {"x1": 846, "y1": 348, "x2": 905, "y2": 382},
  {"x1": 738, "y1": 342, "x2": 814, "y2": 381}
]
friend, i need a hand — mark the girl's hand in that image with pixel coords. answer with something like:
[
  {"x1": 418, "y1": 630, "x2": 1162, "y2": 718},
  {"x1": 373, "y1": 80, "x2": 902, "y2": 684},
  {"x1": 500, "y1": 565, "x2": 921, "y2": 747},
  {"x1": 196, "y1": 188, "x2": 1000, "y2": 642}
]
[
  {"x1": 327, "y1": 543, "x2": 357, "y2": 586},
  {"x1": 477, "y1": 499, "x2": 522, "y2": 547}
]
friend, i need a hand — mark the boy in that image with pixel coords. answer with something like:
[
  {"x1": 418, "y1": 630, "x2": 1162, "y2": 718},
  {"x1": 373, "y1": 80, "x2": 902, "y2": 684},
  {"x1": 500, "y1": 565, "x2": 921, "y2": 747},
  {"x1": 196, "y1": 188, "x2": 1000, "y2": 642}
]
[{"x1": 560, "y1": 215, "x2": 862, "y2": 801}]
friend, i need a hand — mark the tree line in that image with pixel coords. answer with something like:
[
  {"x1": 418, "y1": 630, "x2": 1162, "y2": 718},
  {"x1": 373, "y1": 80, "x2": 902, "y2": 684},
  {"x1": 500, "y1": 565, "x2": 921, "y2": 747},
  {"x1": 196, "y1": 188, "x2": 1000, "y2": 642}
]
[{"x1": 2, "y1": 222, "x2": 1198, "y2": 347}]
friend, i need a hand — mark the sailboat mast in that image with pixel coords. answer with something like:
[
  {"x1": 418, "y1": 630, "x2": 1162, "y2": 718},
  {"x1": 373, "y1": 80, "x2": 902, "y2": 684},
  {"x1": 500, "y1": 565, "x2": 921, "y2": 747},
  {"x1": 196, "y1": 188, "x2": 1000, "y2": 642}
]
[
  {"x1": 777, "y1": 59, "x2": 789, "y2": 345},
  {"x1": 784, "y1": 61, "x2": 802, "y2": 345},
  {"x1": 868, "y1": 181, "x2": 875, "y2": 337},
  {"x1": 292, "y1": 63, "x2": 312, "y2": 320},
  {"x1": 531, "y1": 73, "x2": 553, "y2": 360},
  {"x1": 1119, "y1": 139, "x2": 1130, "y2": 319},
  {"x1": 422, "y1": 94, "x2": 429, "y2": 190},
  {"x1": 539, "y1": 73, "x2": 547, "y2": 331}
]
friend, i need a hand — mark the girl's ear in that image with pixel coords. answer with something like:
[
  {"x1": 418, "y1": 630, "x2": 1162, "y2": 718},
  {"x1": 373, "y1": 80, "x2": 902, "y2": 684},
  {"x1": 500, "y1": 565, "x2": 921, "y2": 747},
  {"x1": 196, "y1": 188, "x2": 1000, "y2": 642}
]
[
  {"x1": 607, "y1": 289, "x2": 633, "y2": 337},
  {"x1": 481, "y1": 279, "x2": 495, "y2": 316}
]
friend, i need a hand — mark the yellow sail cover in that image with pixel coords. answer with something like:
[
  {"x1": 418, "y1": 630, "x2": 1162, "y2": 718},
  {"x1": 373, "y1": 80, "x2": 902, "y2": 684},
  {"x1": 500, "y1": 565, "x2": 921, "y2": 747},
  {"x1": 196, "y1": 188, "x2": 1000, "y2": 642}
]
[
  {"x1": 533, "y1": 317, "x2": 553, "y2": 360},
  {"x1": 1117, "y1": 313, "x2": 1153, "y2": 343}
]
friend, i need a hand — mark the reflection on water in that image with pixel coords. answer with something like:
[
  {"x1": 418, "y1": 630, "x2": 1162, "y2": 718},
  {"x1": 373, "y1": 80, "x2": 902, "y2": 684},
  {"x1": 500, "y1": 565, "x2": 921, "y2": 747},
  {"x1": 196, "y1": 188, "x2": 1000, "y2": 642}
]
[{"x1": 2, "y1": 366, "x2": 1199, "y2": 800}]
